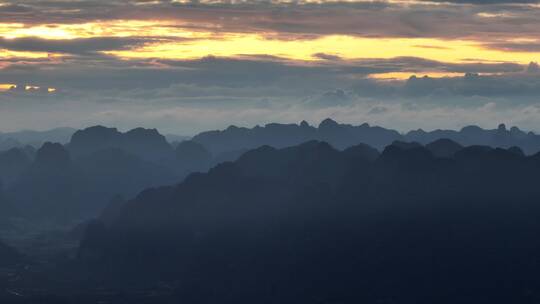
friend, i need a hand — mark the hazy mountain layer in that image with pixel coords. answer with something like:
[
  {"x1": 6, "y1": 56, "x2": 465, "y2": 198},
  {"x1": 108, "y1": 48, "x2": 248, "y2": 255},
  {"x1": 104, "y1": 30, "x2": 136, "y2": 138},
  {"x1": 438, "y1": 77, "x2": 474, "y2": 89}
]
[
  {"x1": 193, "y1": 119, "x2": 540, "y2": 155},
  {"x1": 77, "y1": 139, "x2": 540, "y2": 303},
  {"x1": 3, "y1": 120, "x2": 540, "y2": 228},
  {"x1": 0, "y1": 128, "x2": 76, "y2": 150}
]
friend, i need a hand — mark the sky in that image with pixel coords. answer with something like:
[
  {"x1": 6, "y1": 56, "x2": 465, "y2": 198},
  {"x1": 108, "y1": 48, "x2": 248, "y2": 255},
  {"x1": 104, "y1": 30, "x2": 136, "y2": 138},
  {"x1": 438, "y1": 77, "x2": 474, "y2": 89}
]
[{"x1": 0, "y1": 0, "x2": 539, "y2": 135}]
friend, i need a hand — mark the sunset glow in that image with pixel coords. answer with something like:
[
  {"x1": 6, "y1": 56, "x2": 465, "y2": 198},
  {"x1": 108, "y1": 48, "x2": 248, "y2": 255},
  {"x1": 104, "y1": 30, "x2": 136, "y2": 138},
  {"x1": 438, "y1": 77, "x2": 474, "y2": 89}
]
[
  {"x1": 1, "y1": 21, "x2": 539, "y2": 64},
  {"x1": 0, "y1": 83, "x2": 16, "y2": 91},
  {"x1": 0, "y1": 0, "x2": 539, "y2": 133}
]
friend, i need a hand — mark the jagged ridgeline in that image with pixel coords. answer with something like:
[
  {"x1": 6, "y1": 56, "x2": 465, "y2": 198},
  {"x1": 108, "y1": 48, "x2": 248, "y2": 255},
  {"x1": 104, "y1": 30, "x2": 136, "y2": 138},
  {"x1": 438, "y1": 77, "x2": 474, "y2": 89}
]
[
  {"x1": 78, "y1": 139, "x2": 540, "y2": 303},
  {"x1": 2, "y1": 120, "x2": 540, "y2": 303},
  {"x1": 2, "y1": 120, "x2": 538, "y2": 223},
  {"x1": 192, "y1": 119, "x2": 540, "y2": 155}
]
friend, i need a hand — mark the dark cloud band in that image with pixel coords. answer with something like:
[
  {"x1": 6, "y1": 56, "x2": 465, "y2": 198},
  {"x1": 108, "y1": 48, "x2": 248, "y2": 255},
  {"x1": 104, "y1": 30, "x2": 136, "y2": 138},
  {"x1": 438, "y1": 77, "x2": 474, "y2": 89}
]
[
  {"x1": 0, "y1": 37, "x2": 154, "y2": 55},
  {"x1": 0, "y1": 1, "x2": 539, "y2": 40}
]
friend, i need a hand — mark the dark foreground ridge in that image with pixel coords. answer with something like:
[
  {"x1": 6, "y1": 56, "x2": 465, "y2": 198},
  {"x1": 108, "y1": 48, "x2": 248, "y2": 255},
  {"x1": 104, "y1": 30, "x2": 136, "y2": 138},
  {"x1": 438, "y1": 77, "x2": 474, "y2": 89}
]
[
  {"x1": 2, "y1": 121, "x2": 540, "y2": 303},
  {"x1": 72, "y1": 140, "x2": 540, "y2": 303}
]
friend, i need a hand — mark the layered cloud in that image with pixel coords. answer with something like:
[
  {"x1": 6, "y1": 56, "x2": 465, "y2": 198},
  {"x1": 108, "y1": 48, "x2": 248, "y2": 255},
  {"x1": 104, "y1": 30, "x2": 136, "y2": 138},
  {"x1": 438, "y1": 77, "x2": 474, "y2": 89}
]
[
  {"x1": 0, "y1": 1, "x2": 538, "y2": 40},
  {"x1": 0, "y1": 37, "x2": 153, "y2": 55},
  {"x1": 0, "y1": 0, "x2": 539, "y2": 133}
]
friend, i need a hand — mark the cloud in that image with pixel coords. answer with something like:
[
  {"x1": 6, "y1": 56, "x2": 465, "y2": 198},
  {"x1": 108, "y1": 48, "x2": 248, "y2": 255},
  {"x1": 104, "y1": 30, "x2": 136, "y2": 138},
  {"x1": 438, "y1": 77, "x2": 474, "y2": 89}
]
[
  {"x1": 1, "y1": 58, "x2": 540, "y2": 135},
  {"x1": 0, "y1": 0, "x2": 539, "y2": 41},
  {"x1": 0, "y1": 37, "x2": 156, "y2": 55},
  {"x1": 312, "y1": 53, "x2": 342, "y2": 61},
  {"x1": 0, "y1": 0, "x2": 539, "y2": 134},
  {"x1": 0, "y1": 56, "x2": 535, "y2": 99},
  {"x1": 402, "y1": 73, "x2": 540, "y2": 99},
  {"x1": 485, "y1": 41, "x2": 540, "y2": 52},
  {"x1": 306, "y1": 89, "x2": 355, "y2": 107},
  {"x1": 368, "y1": 106, "x2": 389, "y2": 115},
  {"x1": 0, "y1": 4, "x2": 33, "y2": 13},
  {"x1": 0, "y1": 56, "x2": 341, "y2": 91},
  {"x1": 528, "y1": 62, "x2": 540, "y2": 73},
  {"x1": 3, "y1": 87, "x2": 540, "y2": 136},
  {"x1": 343, "y1": 57, "x2": 524, "y2": 74},
  {"x1": 3, "y1": 54, "x2": 518, "y2": 94}
]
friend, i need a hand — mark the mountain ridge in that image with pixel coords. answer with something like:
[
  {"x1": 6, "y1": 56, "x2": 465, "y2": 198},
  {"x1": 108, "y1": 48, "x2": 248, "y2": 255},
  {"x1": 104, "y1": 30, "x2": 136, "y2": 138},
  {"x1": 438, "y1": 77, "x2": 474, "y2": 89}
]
[
  {"x1": 192, "y1": 119, "x2": 540, "y2": 155},
  {"x1": 77, "y1": 138, "x2": 540, "y2": 302}
]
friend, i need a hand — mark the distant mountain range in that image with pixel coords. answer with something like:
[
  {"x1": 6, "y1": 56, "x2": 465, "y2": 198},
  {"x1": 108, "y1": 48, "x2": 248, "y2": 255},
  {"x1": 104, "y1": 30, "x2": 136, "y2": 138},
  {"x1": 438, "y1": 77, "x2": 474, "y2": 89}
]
[
  {"x1": 3, "y1": 120, "x2": 540, "y2": 156},
  {"x1": 3, "y1": 120, "x2": 540, "y2": 302},
  {"x1": 0, "y1": 126, "x2": 230, "y2": 223},
  {"x1": 2, "y1": 119, "x2": 540, "y2": 225},
  {"x1": 0, "y1": 127, "x2": 189, "y2": 152},
  {"x1": 3, "y1": 139, "x2": 178, "y2": 221},
  {"x1": 77, "y1": 139, "x2": 540, "y2": 303},
  {"x1": 0, "y1": 127, "x2": 76, "y2": 150},
  {"x1": 68, "y1": 126, "x2": 174, "y2": 161},
  {"x1": 193, "y1": 119, "x2": 540, "y2": 155}
]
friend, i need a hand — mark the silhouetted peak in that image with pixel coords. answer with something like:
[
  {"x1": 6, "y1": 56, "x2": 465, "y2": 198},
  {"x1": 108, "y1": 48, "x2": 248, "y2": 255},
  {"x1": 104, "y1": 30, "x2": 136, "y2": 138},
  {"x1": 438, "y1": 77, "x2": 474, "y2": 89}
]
[
  {"x1": 124, "y1": 127, "x2": 170, "y2": 148},
  {"x1": 265, "y1": 122, "x2": 296, "y2": 130},
  {"x1": 237, "y1": 145, "x2": 277, "y2": 163},
  {"x1": 461, "y1": 125, "x2": 483, "y2": 133},
  {"x1": 343, "y1": 143, "x2": 380, "y2": 161},
  {"x1": 380, "y1": 143, "x2": 432, "y2": 162},
  {"x1": 464, "y1": 72, "x2": 479, "y2": 78},
  {"x1": 237, "y1": 141, "x2": 337, "y2": 170},
  {"x1": 125, "y1": 127, "x2": 160, "y2": 138},
  {"x1": 192, "y1": 119, "x2": 540, "y2": 156},
  {"x1": 69, "y1": 126, "x2": 121, "y2": 154},
  {"x1": 455, "y1": 145, "x2": 493, "y2": 160},
  {"x1": 426, "y1": 138, "x2": 463, "y2": 158},
  {"x1": 507, "y1": 146, "x2": 525, "y2": 157},
  {"x1": 497, "y1": 123, "x2": 507, "y2": 132},
  {"x1": 69, "y1": 126, "x2": 172, "y2": 161},
  {"x1": 490, "y1": 147, "x2": 526, "y2": 160},
  {"x1": 72, "y1": 125, "x2": 120, "y2": 142},
  {"x1": 427, "y1": 138, "x2": 461, "y2": 146},
  {"x1": 509, "y1": 126, "x2": 526, "y2": 138},
  {"x1": 297, "y1": 140, "x2": 333, "y2": 151},
  {"x1": 36, "y1": 142, "x2": 70, "y2": 165},
  {"x1": 232, "y1": 141, "x2": 343, "y2": 183},
  {"x1": 319, "y1": 118, "x2": 339, "y2": 129},
  {"x1": 390, "y1": 140, "x2": 423, "y2": 150},
  {"x1": 527, "y1": 61, "x2": 540, "y2": 73}
]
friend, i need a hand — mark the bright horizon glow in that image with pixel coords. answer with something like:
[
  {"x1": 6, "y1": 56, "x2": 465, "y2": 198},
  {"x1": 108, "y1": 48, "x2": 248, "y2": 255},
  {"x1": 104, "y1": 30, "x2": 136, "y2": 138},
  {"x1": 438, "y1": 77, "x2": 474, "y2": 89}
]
[
  {"x1": 107, "y1": 34, "x2": 540, "y2": 64},
  {"x1": 0, "y1": 84, "x2": 57, "y2": 92},
  {"x1": 369, "y1": 72, "x2": 471, "y2": 80},
  {"x1": 0, "y1": 22, "x2": 538, "y2": 66},
  {"x1": 0, "y1": 83, "x2": 16, "y2": 91}
]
